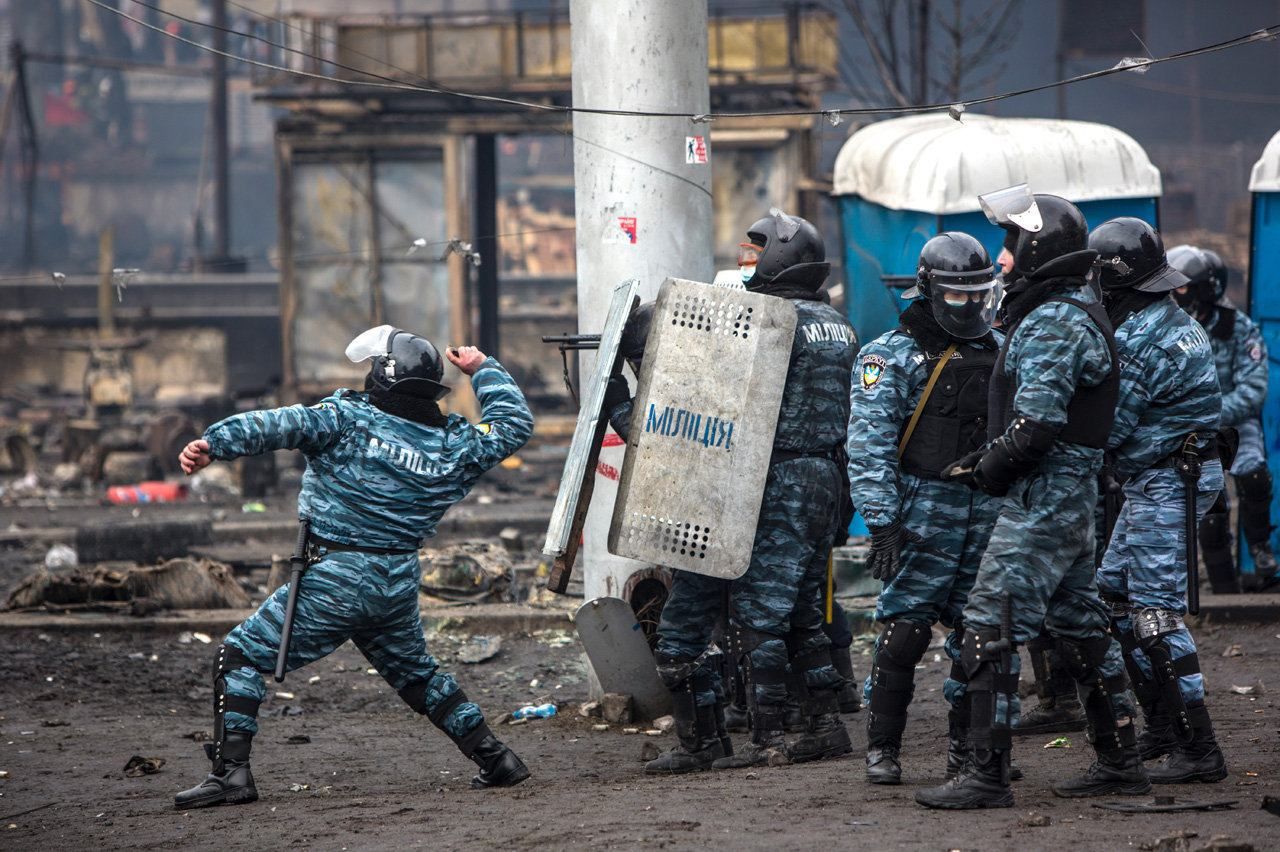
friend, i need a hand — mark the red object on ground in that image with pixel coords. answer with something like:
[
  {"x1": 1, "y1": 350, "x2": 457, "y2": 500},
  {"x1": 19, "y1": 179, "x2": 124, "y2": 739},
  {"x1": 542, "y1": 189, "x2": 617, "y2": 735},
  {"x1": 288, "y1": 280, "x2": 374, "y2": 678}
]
[{"x1": 106, "y1": 481, "x2": 188, "y2": 504}]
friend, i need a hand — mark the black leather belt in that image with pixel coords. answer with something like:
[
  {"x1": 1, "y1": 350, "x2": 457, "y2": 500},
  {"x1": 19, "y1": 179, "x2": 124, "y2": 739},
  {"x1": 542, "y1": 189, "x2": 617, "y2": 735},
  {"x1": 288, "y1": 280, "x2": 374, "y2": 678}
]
[{"x1": 310, "y1": 532, "x2": 418, "y2": 556}]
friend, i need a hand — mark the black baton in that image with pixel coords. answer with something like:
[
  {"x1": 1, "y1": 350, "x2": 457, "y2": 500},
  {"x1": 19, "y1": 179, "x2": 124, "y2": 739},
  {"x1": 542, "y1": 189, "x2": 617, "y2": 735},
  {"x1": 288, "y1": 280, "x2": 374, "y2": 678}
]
[
  {"x1": 274, "y1": 519, "x2": 311, "y2": 683},
  {"x1": 1175, "y1": 437, "x2": 1203, "y2": 616},
  {"x1": 1185, "y1": 475, "x2": 1200, "y2": 616}
]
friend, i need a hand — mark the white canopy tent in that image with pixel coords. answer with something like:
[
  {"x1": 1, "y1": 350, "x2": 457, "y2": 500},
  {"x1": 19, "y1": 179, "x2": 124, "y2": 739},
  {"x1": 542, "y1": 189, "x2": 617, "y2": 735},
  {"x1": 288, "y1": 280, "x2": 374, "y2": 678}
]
[
  {"x1": 1249, "y1": 128, "x2": 1280, "y2": 192},
  {"x1": 833, "y1": 113, "x2": 1163, "y2": 213}
]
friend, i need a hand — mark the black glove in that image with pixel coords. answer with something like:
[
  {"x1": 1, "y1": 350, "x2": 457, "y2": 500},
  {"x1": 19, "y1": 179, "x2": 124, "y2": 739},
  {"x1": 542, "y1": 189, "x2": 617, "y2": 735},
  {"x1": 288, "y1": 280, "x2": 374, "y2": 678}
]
[
  {"x1": 941, "y1": 448, "x2": 985, "y2": 490},
  {"x1": 867, "y1": 520, "x2": 911, "y2": 582},
  {"x1": 602, "y1": 373, "x2": 631, "y2": 415},
  {"x1": 969, "y1": 415, "x2": 1059, "y2": 497}
]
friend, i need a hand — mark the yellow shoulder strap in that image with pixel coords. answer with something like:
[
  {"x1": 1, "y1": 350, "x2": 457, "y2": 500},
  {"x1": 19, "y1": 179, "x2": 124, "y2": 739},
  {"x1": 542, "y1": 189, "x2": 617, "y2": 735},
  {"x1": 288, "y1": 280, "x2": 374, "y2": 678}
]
[{"x1": 897, "y1": 343, "x2": 960, "y2": 459}]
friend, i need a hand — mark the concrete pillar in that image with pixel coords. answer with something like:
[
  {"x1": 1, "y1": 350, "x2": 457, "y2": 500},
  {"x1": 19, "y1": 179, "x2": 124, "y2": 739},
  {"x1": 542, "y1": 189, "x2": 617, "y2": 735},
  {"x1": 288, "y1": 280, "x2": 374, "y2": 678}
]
[{"x1": 570, "y1": 0, "x2": 714, "y2": 602}]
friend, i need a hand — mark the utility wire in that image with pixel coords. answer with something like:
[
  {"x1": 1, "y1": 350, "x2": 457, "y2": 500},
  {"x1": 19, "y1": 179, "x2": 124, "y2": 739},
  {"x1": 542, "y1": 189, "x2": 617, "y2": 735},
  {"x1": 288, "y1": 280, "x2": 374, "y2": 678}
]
[
  {"x1": 85, "y1": 0, "x2": 1280, "y2": 121},
  {"x1": 0, "y1": 226, "x2": 577, "y2": 283}
]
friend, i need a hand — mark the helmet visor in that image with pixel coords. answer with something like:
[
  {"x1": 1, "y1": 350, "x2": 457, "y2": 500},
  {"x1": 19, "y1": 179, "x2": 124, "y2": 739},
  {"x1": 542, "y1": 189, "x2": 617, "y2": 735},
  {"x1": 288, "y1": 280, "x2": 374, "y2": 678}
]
[
  {"x1": 978, "y1": 184, "x2": 1042, "y2": 233},
  {"x1": 930, "y1": 279, "x2": 1002, "y2": 339},
  {"x1": 345, "y1": 324, "x2": 397, "y2": 363}
]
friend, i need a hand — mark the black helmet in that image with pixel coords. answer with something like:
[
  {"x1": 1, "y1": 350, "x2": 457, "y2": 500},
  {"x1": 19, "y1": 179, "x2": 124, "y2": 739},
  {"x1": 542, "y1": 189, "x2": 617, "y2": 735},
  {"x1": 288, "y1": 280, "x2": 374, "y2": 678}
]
[
  {"x1": 906, "y1": 232, "x2": 1000, "y2": 339},
  {"x1": 1167, "y1": 244, "x2": 1224, "y2": 310},
  {"x1": 1202, "y1": 248, "x2": 1230, "y2": 295},
  {"x1": 740, "y1": 208, "x2": 830, "y2": 292},
  {"x1": 345, "y1": 325, "x2": 451, "y2": 401},
  {"x1": 619, "y1": 301, "x2": 655, "y2": 370},
  {"x1": 1087, "y1": 217, "x2": 1187, "y2": 293},
  {"x1": 978, "y1": 186, "x2": 1095, "y2": 279}
]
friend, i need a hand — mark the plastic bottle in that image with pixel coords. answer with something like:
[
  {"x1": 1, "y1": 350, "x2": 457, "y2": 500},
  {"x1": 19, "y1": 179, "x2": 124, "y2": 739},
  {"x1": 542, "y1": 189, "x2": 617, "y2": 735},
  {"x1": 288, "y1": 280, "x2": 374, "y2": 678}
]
[{"x1": 511, "y1": 703, "x2": 557, "y2": 720}]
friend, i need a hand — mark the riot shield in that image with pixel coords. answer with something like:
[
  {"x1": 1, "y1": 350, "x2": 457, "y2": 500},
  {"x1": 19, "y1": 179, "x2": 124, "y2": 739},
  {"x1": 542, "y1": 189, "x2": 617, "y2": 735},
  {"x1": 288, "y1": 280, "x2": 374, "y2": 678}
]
[
  {"x1": 608, "y1": 278, "x2": 797, "y2": 579},
  {"x1": 542, "y1": 279, "x2": 641, "y2": 592}
]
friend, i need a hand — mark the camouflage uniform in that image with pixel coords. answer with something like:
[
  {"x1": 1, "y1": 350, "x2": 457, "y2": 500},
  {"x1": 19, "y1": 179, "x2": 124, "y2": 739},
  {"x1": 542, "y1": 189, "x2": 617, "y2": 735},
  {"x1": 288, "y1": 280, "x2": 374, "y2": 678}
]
[
  {"x1": 1197, "y1": 306, "x2": 1274, "y2": 590},
  {"x1": 1088, "y1": 296, "x2": 1228, "y2": 778},
  {"x1": 958, "y1": 286, "x2": 1140, "y2": 776},
  {"x1": 848, "y1": 325, "x2": 1002, "y2": 724},
  {"x1": 207, "y1": 359, "x2": 532, "y2": 747},
  {"x1": 646, "y1": 299, "x2": 856, "y2": 747}
]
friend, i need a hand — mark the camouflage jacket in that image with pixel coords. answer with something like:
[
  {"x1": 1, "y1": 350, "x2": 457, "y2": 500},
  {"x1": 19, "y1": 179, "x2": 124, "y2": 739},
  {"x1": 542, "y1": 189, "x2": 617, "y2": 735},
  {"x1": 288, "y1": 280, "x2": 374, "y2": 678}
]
[
  {"x1": 847, "y1": 325, "x2": 1001, "y2": 527},
  {"x1": 773, "y1": 299, "x2": 858, "y2": 454},
  {"x1": 1000, "y1": 283, "x2": 1114, "y2": 475},
  {"x1": 1201, "y1": 305, "x2": 1268, "y2": 429},
  {"x1": 204, "y1": 357, "x2": 533, "y2": 549},
  {"x1": 1108, "y1": 296, "x2": 1221, "y2": 478}
]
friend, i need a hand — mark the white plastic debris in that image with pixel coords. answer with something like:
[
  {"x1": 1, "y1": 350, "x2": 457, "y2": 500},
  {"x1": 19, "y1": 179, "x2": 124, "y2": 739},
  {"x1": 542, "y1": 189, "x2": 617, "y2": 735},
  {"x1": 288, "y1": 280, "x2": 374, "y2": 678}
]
[
  {"x1": 44, "y1": 544, "x2": 78, "y2": 570},
  {"x1": 192, "y1": 632, "x2": 212, "y2": 644},
  {"x1": 275, "y1": 692, "x2": 295, "y2": 700},
  {"x1": 308, "y1": 675, "x2": 321, "y2": 684}
]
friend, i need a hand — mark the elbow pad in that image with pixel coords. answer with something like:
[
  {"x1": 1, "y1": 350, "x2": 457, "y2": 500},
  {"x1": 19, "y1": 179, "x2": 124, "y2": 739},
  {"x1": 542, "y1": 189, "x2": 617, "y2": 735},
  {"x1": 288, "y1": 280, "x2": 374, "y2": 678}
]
[{"x1": 973, "y1": 416, "x2": 1059, "y2": 496}]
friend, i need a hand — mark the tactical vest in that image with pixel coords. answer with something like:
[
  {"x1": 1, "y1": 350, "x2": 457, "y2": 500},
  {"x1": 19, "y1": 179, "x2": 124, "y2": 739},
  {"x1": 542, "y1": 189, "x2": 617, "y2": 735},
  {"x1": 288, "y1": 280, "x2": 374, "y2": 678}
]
[
  {"x1": 987, "y1": 297, "x2": 1119, "y2": 449},
  {"x1": 898, "y1": 335, "x2": 999, "y2": 479}
]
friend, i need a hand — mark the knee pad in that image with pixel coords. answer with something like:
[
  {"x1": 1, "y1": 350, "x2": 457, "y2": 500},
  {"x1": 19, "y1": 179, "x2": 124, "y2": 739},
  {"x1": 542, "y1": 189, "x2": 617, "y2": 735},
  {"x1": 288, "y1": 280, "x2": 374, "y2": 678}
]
[
  {"x1": 655, "y1": 653, "x2": 703, "y2": 691},
  {"x1": 1132, "y1": 608, "x2": 1186, "y2": 651},
  {"x1": 878, "y1": 620, "x2": 932, "y2": 670},
  {"x1": 1057, "y1": 635, "x2": 1112, "y2": 681},
  {"x1": 1237, "y1": 467, "x2": 1273, "y2": 502},
  {"x1": 724, "y1": 620, "x2": 786, "y2": 666},
  {"x1": 399, "y1": 679, "x2": 472, "y2": 731},
  {"x1": 960, "y1": 626, "x2": 1003, "y2": 679}
]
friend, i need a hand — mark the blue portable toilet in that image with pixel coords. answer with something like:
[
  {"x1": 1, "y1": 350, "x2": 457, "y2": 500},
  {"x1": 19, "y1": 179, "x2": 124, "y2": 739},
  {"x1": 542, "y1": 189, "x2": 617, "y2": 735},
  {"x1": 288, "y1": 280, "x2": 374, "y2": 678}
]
[
  {"x1": 832, "y1": 113, "x2": 1163, "y2": 347},
  {"x1": 1245, "y1": 130, "x2": 1280, "y2": 578}
]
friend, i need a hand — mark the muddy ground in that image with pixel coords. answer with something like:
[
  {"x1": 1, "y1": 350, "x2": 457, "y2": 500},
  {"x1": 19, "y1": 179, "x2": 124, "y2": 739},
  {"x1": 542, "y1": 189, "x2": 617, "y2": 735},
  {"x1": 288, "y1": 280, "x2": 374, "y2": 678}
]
[{"x1": 1, "y1": 619, "x2": 1278, "y2": 851}]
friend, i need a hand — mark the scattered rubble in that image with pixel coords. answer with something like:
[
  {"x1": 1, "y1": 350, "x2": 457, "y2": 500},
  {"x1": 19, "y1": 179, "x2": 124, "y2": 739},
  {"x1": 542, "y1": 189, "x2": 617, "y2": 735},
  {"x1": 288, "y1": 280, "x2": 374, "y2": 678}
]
[
  {"x1": 457, "y1": 635, "x2": 503, "y2": 664},
  {"x1": 600, "y1": 693, "x2": 632, "y2": 724},
  {"x1": 419, "y1": 541, "x2": 513, "y2": 602},
  {"x1": 5, "y1": 558, "x2": 249, "y2": 612},
  {"x1": 122, "y1": 755, "x2": 165, "y2": 777}
]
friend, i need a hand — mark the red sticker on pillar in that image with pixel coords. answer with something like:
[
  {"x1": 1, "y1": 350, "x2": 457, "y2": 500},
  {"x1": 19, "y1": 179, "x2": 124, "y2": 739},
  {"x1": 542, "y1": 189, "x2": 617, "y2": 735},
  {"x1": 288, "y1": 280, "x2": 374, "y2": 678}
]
[
  {"x1": 685, "y1": 135, "x2": 708, "y2": 164},
  {"x1": 617, "y1": 216, "x2": 638, "y2": 244}
]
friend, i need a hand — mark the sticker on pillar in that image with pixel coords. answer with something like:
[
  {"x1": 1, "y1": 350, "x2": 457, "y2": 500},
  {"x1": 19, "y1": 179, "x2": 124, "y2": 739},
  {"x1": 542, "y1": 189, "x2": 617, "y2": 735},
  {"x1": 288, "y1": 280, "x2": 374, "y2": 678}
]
[
  {"x1": 685, "y1": 135, "x2": 708, "y2": 165},
  {"x1": 611, "y1": 216, "x2": 637, "y2": 244}
]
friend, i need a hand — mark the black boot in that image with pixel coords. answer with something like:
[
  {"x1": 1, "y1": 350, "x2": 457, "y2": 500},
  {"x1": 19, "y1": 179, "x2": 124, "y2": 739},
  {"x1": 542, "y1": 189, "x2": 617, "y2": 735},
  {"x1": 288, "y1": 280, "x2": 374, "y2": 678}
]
[
  {"x1": 1052, "y1": 747, "x2": 1151, "y2": 797},
  {"x1": 916, "y1": 748, "x2": 1013, "y2": 809},
  {"x1": 1200, "y1": 513, "x2": 1241, "y2": 594},
  {"x1": 865, "y1": 710, "x2": 906, "y2": 784},
  {"x1": 646, "y1": 687, "x2": 726, "y2": 774},
  {"x1": 831, "y1": 645, "x2": 863, "y2": 714},
  {"x1": 944, "y1": 710, "x2": 968, "y2": 780},
  {"x1": 174, "y1": 731, "x2": 257, "y2": 809},
  {"x1": 1147, "y1": 702, "x2": 1228, "y2": 784},
  {"x1": 1243, "y1": 543, "x2": 1279, "y2": 592},
  {"x1": 464, "y1": 727, "x2": 531, "y2": 789},
  {"x1": 1053, "y1": 639, "x2": 1150, "y2": 799},
  {"x1": 1015, "y1": 637, "x2": 1085, "y2": 735},
  {"x1": 712, "y1": 710, "x2": 789, "y2": 769},
  {"x1": 789, "y1": 680, "x2": 852, "y2": 764},
  {"x1": 1130, "y1": 679, "x2": 1178, "y2": 761},
  {"x1": 724, "y1": 695, "x2": 750, "y2": 733}
]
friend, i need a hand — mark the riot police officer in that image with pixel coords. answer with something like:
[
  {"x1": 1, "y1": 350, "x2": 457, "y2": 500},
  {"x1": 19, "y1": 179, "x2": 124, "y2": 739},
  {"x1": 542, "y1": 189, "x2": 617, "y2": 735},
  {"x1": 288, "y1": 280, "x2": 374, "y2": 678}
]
[
  {"x1": 608, "y1": 210, "x2": 857, "y2": 773},
  {"x1": 1169, "y1": 245, "x2": 1277, "y2": 593},
  {"x1": 1089, "y1": 219, "x2": 1229, "y2": 784},
  {"x1": 917, "y1": 188, "x2": 1148, "y2": 809},
  {"x1": 173, "y1": 332, "x2": 534, "y2": 808},
  {"x1": 848, "y1": 232, "x2": 1003, "y2": 785}
]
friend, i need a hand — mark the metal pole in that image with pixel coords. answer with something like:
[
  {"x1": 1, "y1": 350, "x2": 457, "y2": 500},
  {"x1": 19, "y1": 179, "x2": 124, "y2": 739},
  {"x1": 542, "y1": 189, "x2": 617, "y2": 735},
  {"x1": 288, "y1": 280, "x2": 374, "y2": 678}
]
[
  {"x1": 474, "y1": 133, "x2": 499, "y2": 356},
  {"x1": 211, "y1": 0, "x2": 231, "y2": 261},
  {"x1": 570, "y1": 0, "x2": 713, "y2": 605},
  {"x1": 98, "y1": 226, "x2": 115, "y2": 338}
]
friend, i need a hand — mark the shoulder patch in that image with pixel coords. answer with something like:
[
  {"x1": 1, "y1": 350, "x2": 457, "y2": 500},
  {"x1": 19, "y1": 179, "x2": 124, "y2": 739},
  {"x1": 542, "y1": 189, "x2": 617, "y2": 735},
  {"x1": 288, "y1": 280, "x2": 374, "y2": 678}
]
[
  {"x1": 475, "y1": 423, "x2": 493, "y2": 435},
  {"x1": 310, "y1": 402, "x2": 335, "y2": 412},
  {"x1": 860, "y1": 354, "x2": 888, "y2": 390},
  {"x1": 1250, "y1": 344, "x2": 1263, "y2": 362}
]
